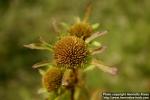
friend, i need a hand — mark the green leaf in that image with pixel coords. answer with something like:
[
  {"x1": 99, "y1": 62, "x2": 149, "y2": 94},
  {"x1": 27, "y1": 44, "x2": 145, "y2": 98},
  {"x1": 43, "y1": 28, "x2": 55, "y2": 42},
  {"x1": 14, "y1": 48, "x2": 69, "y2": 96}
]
[
  {"x1": 92, "y1": 23, "x2": 100, "y2": 30},
  {"x1": 84, "y1": 65, "x2": 95, "y2": 72},
  {"x1": 92, "y1": 41, "x2": 101, "y2": 47},
  {"x1": 38, "y1": 69, "x2": 45, "y2": 75},
  {"x1": 38, "y1": 88, "x2": 47, "y2": 94},
  {"x1": 61, "y1": 22, "x2": 70, "y2": 29}
]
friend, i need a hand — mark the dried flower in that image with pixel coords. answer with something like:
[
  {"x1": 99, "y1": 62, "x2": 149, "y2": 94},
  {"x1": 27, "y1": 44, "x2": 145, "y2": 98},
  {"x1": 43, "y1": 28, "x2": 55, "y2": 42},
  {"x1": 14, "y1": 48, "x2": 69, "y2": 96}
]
[
  {"x1": 54, "y1": 36, "x2": 89, "y2": 69},
  {"x1": 42, "y1": 67, "x2": 63, "y2": 92}
]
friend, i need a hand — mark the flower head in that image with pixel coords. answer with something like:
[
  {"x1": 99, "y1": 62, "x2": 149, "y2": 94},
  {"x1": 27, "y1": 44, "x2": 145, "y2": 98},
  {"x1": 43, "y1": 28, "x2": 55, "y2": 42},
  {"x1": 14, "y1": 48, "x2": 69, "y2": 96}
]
[
  {"x1": 42, "y1": 67, "x2": 63, "y2": 92},
  {"x1": 54, "y1": 36, "x2": 88, "y2": 69},
  {"x1": 68, "y1": 22, "x2": 93, "y2": 40}
]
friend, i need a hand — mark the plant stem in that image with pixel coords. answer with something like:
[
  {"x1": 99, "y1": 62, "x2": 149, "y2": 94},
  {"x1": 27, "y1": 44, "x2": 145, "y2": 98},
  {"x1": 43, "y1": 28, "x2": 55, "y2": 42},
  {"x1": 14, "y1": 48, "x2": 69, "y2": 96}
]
[
  {"x1": 70, "y1": 68, "x2": 78, "y2": 100},
  {"x1": 70, "y1": 88, "x2": 75, "y2": 100}
]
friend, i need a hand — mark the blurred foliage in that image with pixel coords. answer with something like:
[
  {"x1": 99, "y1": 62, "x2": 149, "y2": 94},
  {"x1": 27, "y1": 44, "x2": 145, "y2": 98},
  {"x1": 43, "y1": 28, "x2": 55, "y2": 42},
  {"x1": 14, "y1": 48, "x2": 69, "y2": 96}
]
[{"x1": 0, "y1": 0, "x2": 150, "y2": 100}]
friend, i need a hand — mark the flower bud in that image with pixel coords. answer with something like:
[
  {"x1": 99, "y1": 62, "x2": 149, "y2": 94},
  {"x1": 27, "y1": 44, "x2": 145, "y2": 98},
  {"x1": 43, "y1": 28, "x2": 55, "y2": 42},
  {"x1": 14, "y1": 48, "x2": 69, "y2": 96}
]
[
  {"x1": 68, "y1": 22, "x2": 93, "y2": 40},
  {"x1": 42, "y1": 67, "x2": 63, "y2": 92}
]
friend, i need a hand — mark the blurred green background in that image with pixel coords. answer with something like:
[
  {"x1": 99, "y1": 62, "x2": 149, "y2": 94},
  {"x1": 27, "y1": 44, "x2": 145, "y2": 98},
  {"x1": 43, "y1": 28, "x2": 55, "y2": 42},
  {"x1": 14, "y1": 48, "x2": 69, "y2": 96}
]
[{"x1": 0, "y1": 0, "x2": 150, "y2": 100}]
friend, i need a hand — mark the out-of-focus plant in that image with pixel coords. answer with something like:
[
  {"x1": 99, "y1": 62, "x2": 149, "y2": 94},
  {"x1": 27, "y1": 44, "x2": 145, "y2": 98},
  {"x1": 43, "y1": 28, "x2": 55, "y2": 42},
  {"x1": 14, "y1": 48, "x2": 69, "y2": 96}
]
[{"x1": 24, "y1": 5, "x2": 117, "y2": 100}]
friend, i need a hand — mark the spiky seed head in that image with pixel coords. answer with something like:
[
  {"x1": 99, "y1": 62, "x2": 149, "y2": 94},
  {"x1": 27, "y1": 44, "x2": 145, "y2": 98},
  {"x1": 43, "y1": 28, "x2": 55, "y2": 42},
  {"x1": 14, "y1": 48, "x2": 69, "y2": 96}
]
[
  {"x1": 68, "y1": 22, "x2": 93, "y2": 40},
  {"x1": 42, "y1": 67, "x2": 63, "y2": 92},
  {"x1": 54, "y1": 36, "x2": 88, "y2": 69}
]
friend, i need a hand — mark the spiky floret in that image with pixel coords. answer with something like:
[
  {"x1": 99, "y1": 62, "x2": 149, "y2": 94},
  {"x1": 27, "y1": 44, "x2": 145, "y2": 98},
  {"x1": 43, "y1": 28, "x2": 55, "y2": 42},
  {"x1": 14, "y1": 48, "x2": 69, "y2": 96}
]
[
  {"x1": 54, "y1": 36, "x2": 88, "y2": 69},
  {"x1": 68, "y1": 22, "x2": 93, "y2": 40},
  {"x1": 42, "y1": 67, "x2": 63, "y2": 92}
]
